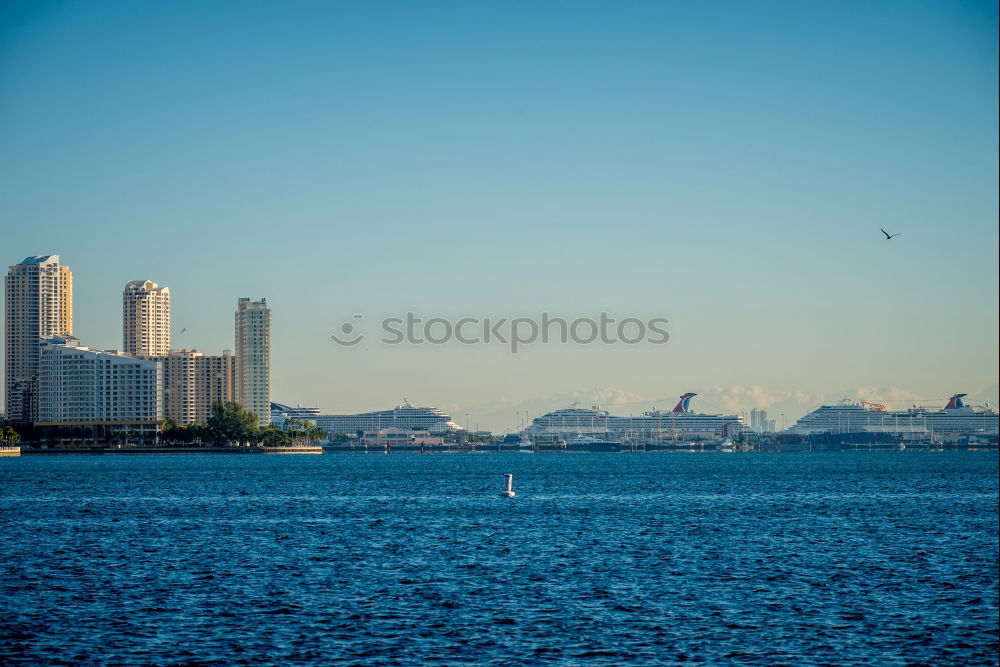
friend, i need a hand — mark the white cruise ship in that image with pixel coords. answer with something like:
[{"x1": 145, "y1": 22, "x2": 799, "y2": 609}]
[
  {"x1": 524, "y1": 405, "x2": 612, "y2": 436},
  {"x1": 525, "y1": 393, "x2": 746, "y2": 441},
  {"x1": 270, "y1": 402, "x2": 321, "y2": 428},
  {"x1": 787, "y1": 394, "x2": 998, "y2": 440},
  {"x1": 314, "y1": 401, "x2": 463, "y2": 435}
]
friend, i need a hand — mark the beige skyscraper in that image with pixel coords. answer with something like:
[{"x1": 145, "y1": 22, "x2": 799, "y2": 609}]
[
  {"x1": 123, "y1": 280, "x2": 170, "y2": 357},
  {"x1": 235, "y1": 297, "x2": 271, "y2": 426},
  {"x1": 156, "y1": 349, "x2": 236, "y2": 425},
  {"x1": 4, "y1": 255, "x2": 73, "y2": 423}
]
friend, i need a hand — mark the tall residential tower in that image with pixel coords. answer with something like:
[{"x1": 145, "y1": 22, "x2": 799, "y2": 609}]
[
  {"x1": 123, "y1": 280, "x2": 170, "y2": 357},
  {"x1": 4, "y1": 255, "x2": 72, "y2": 423},
  {"x1": 156, "y1": 349, "x2": 236, "y2": 425},
  {"x1": 235, "y1": 298, "x2": 271, "y2": 426}
]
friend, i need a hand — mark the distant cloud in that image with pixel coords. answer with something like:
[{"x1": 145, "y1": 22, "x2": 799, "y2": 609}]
[
  {"x1": 966, "y1": 385, "x2": 998, "y2": 408},
  {"x1": 710, "y1": 385, "x2": 787, "y2": 411},
  {"x1": 852, "y1": 386, "x2": 925, "y2": 407},
  {"x1": 578, "y1": 387, "x2": 645, "y2": 407}
]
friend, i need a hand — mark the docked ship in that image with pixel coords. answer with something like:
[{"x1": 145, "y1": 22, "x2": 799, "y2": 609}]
[
  {"x1": 786, "y1": 394, "x2": 998, "y2": 442},
  {"x1": 523, "y1": 405, "x2": 612, "y2": 436},
  {"x1": 524, "y1": 393, "x2": 746, "y2": 442},
  {"x1": 269, "y1": 402, "x2": 321, "y2": 428},
  {"x1": 314, "y1": 401, "x2": 463, "y2": 435},
  {"x1": 566, "y1": 435, "x2": 622, "y2": 452}
]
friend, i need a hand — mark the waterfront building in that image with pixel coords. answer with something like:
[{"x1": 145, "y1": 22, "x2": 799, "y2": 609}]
[
  {"x1": 270, "y1": 402, "x2": 321, "y2": 429},
  {"x1": 750, "y1": 408, "x2": 770, "y2": 433},
  {"x1": 37, "y1": 336, "x2": 161, "y2": 434},
  {"x1": 123, "y1": 280, "x2": 170, "y2": 357},
  {"x1": 4, "y1": 255, "x2": 72, "y2": 423},
  {"x1": 314, "y1": 401, "x2": 462, "y2": 435},
  {"x1": 235, "y1": 298, "x2": 271, "y2": 426},
  {"x1": 155, "y1": 349, "x2": 236, "y2": 425},
  {"x1": 525, "y1": 393, "x2": 746, "y2": 441},
  {"x1": 786, "y1": 394, "x2": 998, "y2": 442},
  {"x1": 361, "y1": 428, "x2": 443, "y2": 447}
]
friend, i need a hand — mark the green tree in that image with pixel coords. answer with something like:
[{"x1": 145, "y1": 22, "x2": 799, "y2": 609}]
[
  {"x1": 160, "y1": 419, "x2": 194, "y2": 445},
  {"x1": 285, "y1": 418, "x2": 306, "y2": 439},
  {"x1": 187, "y1": 424, "x2": 209, "y2": 445},
  {"x1": 2, "y1": 425, "x2": 21, "y2": 447},
  {"x1": 259, "y1": 425, "x2": 291, "y2": 446},
  {"x1": 207, "y1": 401, "x2": 258, "y2": 445},
  {"x1": 283, "y1": 418, "x2": 324, "y2": 444}
]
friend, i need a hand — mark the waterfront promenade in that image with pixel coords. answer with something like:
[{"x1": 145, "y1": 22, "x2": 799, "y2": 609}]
[{"x1": 17, "y1": 445, "x2": 323, "y2": 455}]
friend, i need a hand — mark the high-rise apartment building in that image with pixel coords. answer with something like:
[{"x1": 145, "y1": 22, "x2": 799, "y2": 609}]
[
  {"x1": 37, "y1": 336, "x2": 162, "y2": 434},
  {"x1": 123, "y1": 280, "x2": 170, "y2": 357},
  {"x1": 750, "y1": 408, "x2": 770, "y2": 433},
  {"x1": 235, "y1": 298, "x2": 271, "y2": 426},
  {"x1": 157, "y1": 349, "x2": 236, "y2": 425},
  {"x1": 4, "y1": 255, "x2": 73, "y2": 423}
]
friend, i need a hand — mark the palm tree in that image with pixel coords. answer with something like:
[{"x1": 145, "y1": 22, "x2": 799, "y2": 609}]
[{"x1": 3, "y1": 426, "x2": 21, "y2": 447}]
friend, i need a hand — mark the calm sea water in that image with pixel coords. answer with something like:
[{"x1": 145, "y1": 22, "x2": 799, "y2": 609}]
[{"x1": 1, "y1": 451, "x2": 997, "y2": 666}]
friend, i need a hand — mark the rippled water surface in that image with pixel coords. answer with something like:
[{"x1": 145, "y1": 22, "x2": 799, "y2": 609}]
[{"x1": 1, "y1": 452, "x2": 997, "y2": 665}]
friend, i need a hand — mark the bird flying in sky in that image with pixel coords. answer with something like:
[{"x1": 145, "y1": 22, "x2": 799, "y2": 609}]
[{"x1": 880, "y1": 228, "x2": 900, "y2": 240}]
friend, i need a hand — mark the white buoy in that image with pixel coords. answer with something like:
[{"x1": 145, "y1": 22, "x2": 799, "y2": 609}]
[{"x1": 499, "y1": 473, "x2": 515, "y2": 498}]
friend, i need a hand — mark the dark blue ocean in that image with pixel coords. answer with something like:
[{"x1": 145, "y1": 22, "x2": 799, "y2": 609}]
[{"x1": 1, "y1": 451, "x2": 997, "y2": 666}]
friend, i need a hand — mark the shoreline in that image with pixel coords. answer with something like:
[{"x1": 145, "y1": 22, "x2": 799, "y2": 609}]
[
  {"x1": 7, "y1": 443, "x2": 994, "y2": 455},
  {"x1": 18, "y1": 445, "x2": 323, "y2": 455}
]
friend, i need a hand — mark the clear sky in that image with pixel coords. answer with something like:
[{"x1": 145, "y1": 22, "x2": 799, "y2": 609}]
[{"x1": 2, "y1": 1, "x2": 997, "y2": 431}]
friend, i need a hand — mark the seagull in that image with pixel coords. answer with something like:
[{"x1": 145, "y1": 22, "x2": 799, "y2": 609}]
[
  {"x1": 880, "y1": 228, "x2": 900, "y2": 240},
  {"x1": 179, "y1": 328, "x2": 187, "y2": 334}
]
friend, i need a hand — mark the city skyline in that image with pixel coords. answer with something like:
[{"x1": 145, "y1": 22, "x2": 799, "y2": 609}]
[
  {"x1": 3, "y1": 254, "x2": 272, "y2": 434},
  {"x1": 2, "y1": 6, "x2": 996, "y2": 666},
  {"x1": 2, "y1": 250, "x2": 996, "y2": 433},
  {"x1": 2, "y1": 2, "x2": 997, "y2": 432}
]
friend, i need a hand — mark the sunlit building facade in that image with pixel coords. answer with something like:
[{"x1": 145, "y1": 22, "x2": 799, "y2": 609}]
[
  {"x1": 37, "y1": 336, "x2": 162, "y2": 433},
  {"x1": 123, "y1": 280, "x2": 170, "y2": 357},
  {"x1": 156, "y1": 349, "x2": 236, "y2": 425},
  {"x1": 4, "y1": 255, "x2": 73, "y2": 423},
  {"x1": 235, "y1": 298, "x2": 271, "y2": 426}
]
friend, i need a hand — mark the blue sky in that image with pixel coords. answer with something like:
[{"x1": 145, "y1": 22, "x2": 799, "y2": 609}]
[{"x1": 2, "y1": 1, "x2": 997, "y2": 430}]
